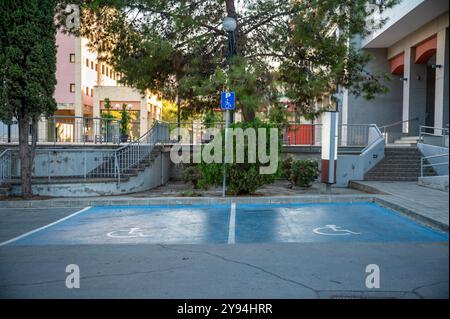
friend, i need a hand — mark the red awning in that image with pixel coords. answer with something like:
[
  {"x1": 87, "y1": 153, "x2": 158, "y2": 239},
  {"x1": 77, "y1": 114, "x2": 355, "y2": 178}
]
[
  {"x1": 389, "y1": 52, "x2": 405, "y2": 75},
  {"x1": 414, "y1": 35, "x2": 437, "y2": 64}
]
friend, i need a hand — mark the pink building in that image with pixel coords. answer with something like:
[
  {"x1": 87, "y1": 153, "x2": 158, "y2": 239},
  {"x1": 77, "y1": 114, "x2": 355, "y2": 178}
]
[{"x1": 51, "y1": 31, "x2": 162, "y2": 141}]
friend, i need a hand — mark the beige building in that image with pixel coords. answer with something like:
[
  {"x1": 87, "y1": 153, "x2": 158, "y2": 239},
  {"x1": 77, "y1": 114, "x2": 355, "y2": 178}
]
[{"x1": 341, "y1": 0, "x2": 449, "y2": 141}]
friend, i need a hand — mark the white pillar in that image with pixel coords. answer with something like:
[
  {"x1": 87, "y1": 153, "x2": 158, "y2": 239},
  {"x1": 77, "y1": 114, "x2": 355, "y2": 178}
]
[
  {"x1": 74, "y1": 37, "x2": 83, "y2": 142},
  {"x1": 93, "y1": 95, "x2": 101, "y2": 143},
  {"x1": 37, "y1": 118, "x2": 47, "y2": 143},
  {"x1": 402, "y1": 48, "x2": 412, "y2": 133},
  {"x1": 321, "y1": 111, "x2": 338, "y2": 185},
  {"x1": 340, "y1": 89, "x2": 349, "y2": 146},
  {"x1": 434, "y1": 28, "x2": 448, "y2": 134},
  {"x1": 140, "y1": 100, "x2": 148, "y2": 136}
]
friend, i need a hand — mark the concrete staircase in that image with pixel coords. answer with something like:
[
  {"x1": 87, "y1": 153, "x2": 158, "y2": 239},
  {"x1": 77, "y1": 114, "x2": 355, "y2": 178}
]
[
  {"x1": 364, "y1": 146, "x2": 435, "y2": 181},
  {"x1": 386, "y1": 135, "x2": 419, "y2": 147}
]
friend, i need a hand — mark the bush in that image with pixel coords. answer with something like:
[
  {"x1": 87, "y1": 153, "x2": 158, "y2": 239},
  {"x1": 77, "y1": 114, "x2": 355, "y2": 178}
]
[
  {"x1": 198, "y1": 119, "x2": 281, "y2": 195},
  {"x1": 181, "y1": 164, "x2": 203, "y2": 189},
  {"x1": 283, "y1": 157, "x2": 319, "y2": 188}
]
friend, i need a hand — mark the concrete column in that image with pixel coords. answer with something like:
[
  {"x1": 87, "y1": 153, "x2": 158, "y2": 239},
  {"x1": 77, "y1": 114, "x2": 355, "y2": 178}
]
[
  {"x1": 402, "y1": 48, "x2": 411, "y2": 133},
  {"x1": 37, "y1": 119, "x2": 47, "y2": 143},
  {"x1": 403, "y1": 47, "x2": 427, "y2": 135},
  {"x1": 93, "y1": 95, "x2": 101, "y2": 143},
  {"x1": 140, "y1": 99, "x2": 148, "y2": 136},
  {"x1": 74, "y1": 37, "x2": 83, "y2": 142},
  {"x1": 434, "y1": 28, "x2": 449, "y2": 134},
  {"x1": 340, "y1": 89, "x2": 349, "y2": 146}
]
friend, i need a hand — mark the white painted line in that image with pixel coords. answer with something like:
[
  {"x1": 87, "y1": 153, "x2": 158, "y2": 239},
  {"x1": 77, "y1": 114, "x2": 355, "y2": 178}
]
[
  {"x1": 0, "y1": 206, "x2": 92, "y2": 246},
  {"x1": 228, "y1": 202, "x2": 236, "y2": 244}
]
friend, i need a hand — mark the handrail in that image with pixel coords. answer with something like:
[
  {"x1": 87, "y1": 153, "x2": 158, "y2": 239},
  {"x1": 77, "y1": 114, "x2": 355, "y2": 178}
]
[
  {"x1": 361, "y1": 124, "x2": 384, "y2": 154},
  {"x1": 0, "y1": 121, "x2": 169, "y2": 185},
  {"x1": 0, "y1": 149, "x2": 12, "y2": 186},
  {"x1": 379, "y1": 117, "x2": 419, "y2": 130},
  {"x1": 420, "y1": 153, "x2": 449, "y2": 177},
  {"x1": 422, "y1": 153, "x2": 449, "y2": 161},
  {"x1": 419, "y1": 125, "x2": 449, "y2": 147}
]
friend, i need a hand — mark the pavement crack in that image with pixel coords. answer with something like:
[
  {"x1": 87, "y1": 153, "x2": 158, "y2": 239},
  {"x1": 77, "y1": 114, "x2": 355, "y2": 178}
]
[
  {"x1": 0, "y1": 266, "x2": 184, "y2": 288},
  {"x1": 411, "y1": 280, "x2": 449, "y2": 299},
  {"x1": 158, "y1": 244, "x2": 320, "y2": 298}
]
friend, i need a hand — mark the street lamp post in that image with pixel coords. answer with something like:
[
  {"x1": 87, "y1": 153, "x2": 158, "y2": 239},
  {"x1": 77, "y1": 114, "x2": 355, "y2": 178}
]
[
  {"x1": 221, "y1": 16, "x2": 237, "y2": 197},
  {"x1": 223, "y1": 16, "x2": 236, "y2": 124}
]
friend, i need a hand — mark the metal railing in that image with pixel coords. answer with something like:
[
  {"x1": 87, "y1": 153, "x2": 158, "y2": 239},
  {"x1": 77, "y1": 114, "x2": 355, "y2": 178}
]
[
  {"x1": 420, "y1": 153, "x2": 449, "y2": 177},
  {"x1": 161, "y1": 121, "x2": 226, "y2": 144},
  {"x1": 379, "y1": 117, "x2": 419, "y2": 144},
  {"x1": 0, "y1": 149, "x2": 12, "y2": 186},
  {"x1": 162, "y1": 121, "x2": 377, "y2": 148},
  {"x1": 282, "y1": 123, "x2": 376, "y2": 148},
  {"x1": 0, "y1": 116, "x2": 142, "y2": 145},
  {"x1": 1, "y1": 121, "x2": 170, "y2": 185},
  {"x1": 419, "y1": 125, "x2": 449, "y2": 148}
]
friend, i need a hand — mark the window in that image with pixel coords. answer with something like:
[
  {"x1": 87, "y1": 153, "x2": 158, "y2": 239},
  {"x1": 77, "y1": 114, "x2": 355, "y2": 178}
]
[
  {"x1": 95, "y1": 64, "x2": 98, "y2": 71},
  {"x1": 102, "y1": 65, "x2": 105, "y2": 75},
  {"x1": 91, "y1": 61, "x2": 94, "y2": 69},
  {"x1": 70, "y1": 83, "x2": 75, "y2": 93},
  {"x1": 86, "y1": 58, "x2": 89, "y2": 67},
  {"x1": 106, "y1": 67, "x2": 109, "y2": 77},
  {"x1": 91, "y1": 88, "x2": 94, "y2": 97},
  {"x1": 85, "y1": 87, "x2": 89, "y2": 95},
  {"x1": 69, "y1": 53, "x2": 75, "y2": 63}
]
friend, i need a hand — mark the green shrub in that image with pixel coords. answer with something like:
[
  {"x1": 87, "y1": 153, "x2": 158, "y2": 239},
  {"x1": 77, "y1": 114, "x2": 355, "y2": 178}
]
[
  {"x1": 280, "y1": 156, "x2": 293, "y2": 179},
  {"x1": 283, "y1": 157, "x2": 319, "y2": 188},
  {"x1": 198, "y1": 118, "x2": 281, "y2": 195},
  {"x1": 181, "y1": 164, "x2": 203, "y2": 189}
]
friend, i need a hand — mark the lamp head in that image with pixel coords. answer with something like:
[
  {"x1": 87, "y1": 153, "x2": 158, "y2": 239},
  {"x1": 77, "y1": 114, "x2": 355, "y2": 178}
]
[{"x1": 223, "y1": 16, "x2": 237, "y2": 32}]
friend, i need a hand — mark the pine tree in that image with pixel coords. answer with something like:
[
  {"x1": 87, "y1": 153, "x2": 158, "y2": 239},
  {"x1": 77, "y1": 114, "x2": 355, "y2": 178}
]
[
  {"x1": 57, "y1": 0, "x2": 399, "y2": 121},
  {"x1": 0, "y1": 0, "x2": 57, "y2": 197}
]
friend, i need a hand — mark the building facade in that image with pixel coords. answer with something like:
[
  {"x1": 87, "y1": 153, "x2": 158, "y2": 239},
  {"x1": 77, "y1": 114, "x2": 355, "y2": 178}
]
[
  {"x1": 0, "y1": 31, "x2": 163, "y2": 144},
  {"x1": 342, "y1": 0, "x2": 449, "y2": 141},
  {"x1": 51, "y1": 30, "x2": 162, "y2": 142}
]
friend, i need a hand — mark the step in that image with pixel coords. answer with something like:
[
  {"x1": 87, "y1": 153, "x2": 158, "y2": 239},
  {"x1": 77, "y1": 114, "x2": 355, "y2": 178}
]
[
  {"x1": 367, "y1": 169, "x2": 420, "y2": 174},
  {"x1": 364, "y1": 176, "x2": 418, "y2": 181},
  {"x1": 397, "y1": 136, "x2": 419, "y2": 141},
  {"x1": 365, "y1": 171, "x2": 420, "y2": 176},
  {"x1": 384, "y1": 148, "x2": 420, "y2": 152}
]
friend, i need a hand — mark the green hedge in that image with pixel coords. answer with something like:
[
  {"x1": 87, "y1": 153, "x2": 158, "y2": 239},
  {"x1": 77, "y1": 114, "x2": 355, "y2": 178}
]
[
  {"x1": 282, "y1": 157, "x2": 320, "y2": 188},
  {"x1": 197, "y1": 119, "x2": 281, "y2": 195}
]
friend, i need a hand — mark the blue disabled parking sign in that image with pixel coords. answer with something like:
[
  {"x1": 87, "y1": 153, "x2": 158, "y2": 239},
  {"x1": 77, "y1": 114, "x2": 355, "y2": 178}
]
[{"x1": 221, "y1": 91, "x2": 235, "y2": 110}]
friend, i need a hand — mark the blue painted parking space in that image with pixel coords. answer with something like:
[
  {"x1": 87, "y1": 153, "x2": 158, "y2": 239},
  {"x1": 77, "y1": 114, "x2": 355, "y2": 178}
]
[
  {"x1": 9, "y1": 205, "x2": 231, "y2": 245},
  {"x1": 5, "y1": 202, "x2": 448, "y2": 246},
  {"x1": 235, "y1": 202, "x2": 448, "y2": 243}
]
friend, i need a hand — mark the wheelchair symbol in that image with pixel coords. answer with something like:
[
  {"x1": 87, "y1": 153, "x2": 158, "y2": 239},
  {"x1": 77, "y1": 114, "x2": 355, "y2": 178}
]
[
  {"x1": 107, "y1": 227, "x2": 153, "y2": 239},
  {"x1": 313, "y1": 225, "x2": 361, "y2": 236}
]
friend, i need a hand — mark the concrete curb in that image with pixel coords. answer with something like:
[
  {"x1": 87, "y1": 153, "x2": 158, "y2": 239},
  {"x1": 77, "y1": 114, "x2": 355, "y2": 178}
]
[
  {"x1": 374, "y1": 197, "x2": 449, "y2": 233},
  {"x1": 0, "y1": 194, "x2": 377, "y2": 208},
  {"x1": 348, "y1": 181, "x2": 389, "y2": 195},
  {"x1": 1, "y1": 194, "x2": 447, "y2": 234}
]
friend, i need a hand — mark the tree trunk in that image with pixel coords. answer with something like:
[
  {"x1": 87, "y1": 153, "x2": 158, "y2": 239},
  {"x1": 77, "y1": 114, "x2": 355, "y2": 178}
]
[
  {"x1": 242, "y1": 107, "x2": 256, "y2": 122},
  {"x1": 225, "y1": 0, "x2": 236, "y2": 17},
  {"x1": 18, "y1": 117, "x2": 34, "y2": 198}
]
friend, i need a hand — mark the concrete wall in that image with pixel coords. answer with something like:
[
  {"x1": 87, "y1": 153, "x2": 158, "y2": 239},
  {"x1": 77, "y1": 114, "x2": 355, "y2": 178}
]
[
  {"x1": 10, "y1": 149, "x2": 115, "y2": 178},
  {"x1": 335, "y1": 138, "x2": 385, "y2": 187},
  {"x1": 346, "y1": 49, "x2": 403, "y2": 131},
  {"x1": 406, "y1": 53, "x2": 428, "y2": 134},
  {"x1": 417, "y1": 142, "x2": 449, "y2": 176},
  {"x1": 439, "y1": 27, "x2": 449, "y2": 129},
  {"x1": 418, "y1": 175, "x2": 449, "y2": 192},
  {"x1": 10, "y1": 149, "x2": 171, "y2": 197}
]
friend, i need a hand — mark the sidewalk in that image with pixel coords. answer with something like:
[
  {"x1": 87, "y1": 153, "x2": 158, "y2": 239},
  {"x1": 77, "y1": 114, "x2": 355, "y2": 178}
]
[{"x1": 350, "y1": 181, "x2": 449, "y2": 231}]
